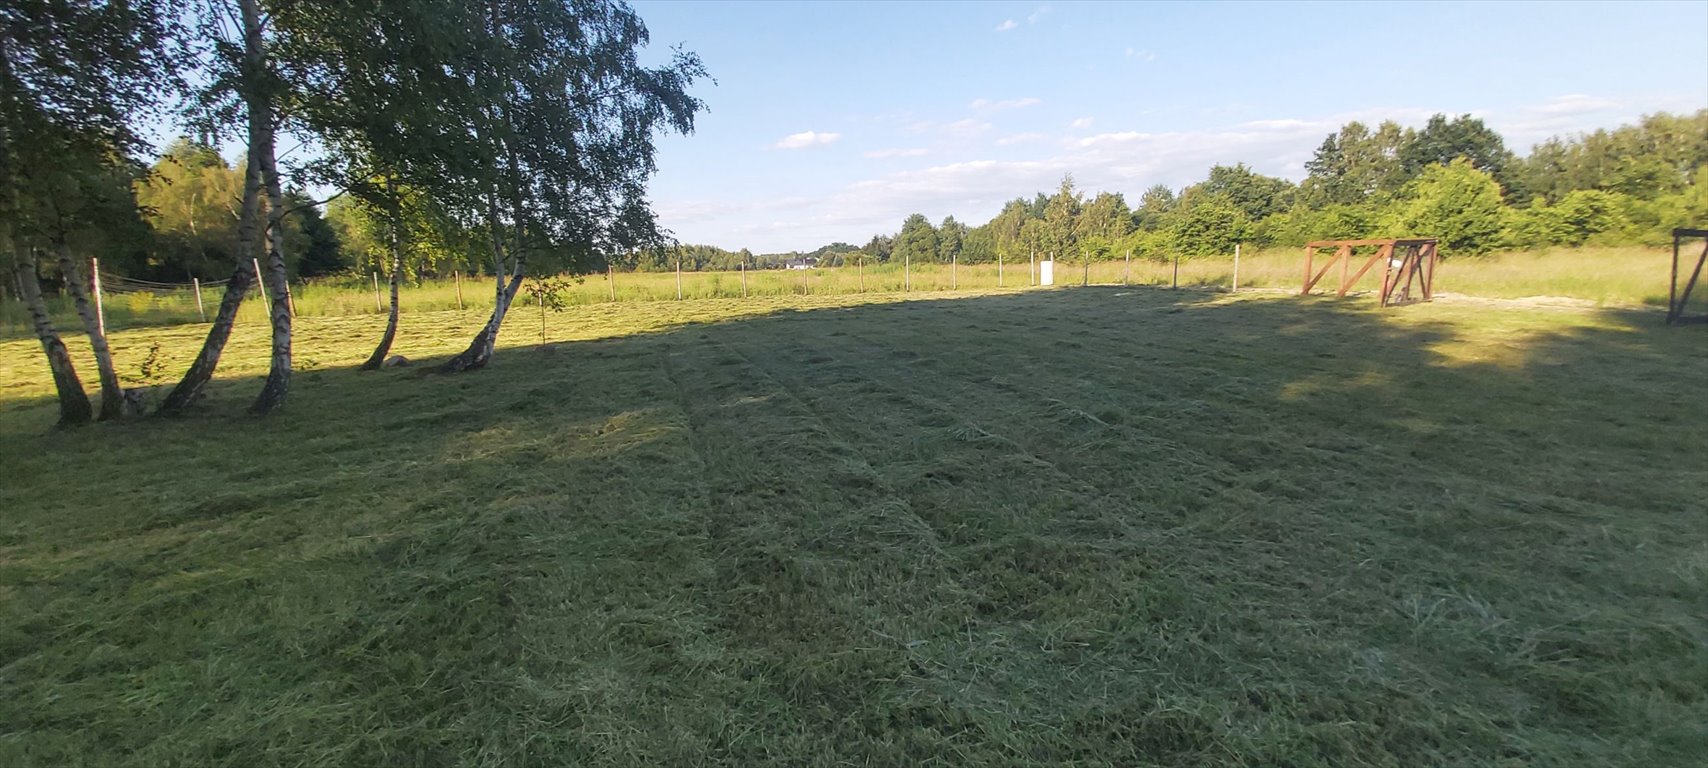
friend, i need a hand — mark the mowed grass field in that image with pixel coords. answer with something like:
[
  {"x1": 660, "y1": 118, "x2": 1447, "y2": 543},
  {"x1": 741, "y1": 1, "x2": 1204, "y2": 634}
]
[
  {"x1": 3, "y1": 245, "x2": 1678, "y2": 337},
  {"x1": 1, "y1": 286, "x2": 1705, "y2": 765}
]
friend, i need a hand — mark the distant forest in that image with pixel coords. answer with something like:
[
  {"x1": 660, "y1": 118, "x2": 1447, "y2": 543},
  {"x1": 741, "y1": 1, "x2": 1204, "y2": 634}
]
[
  {"x1": 119, "y1": 110, "x2": 1705, "y2": 281},
  {"x1": 655, "y1": 110, "x2": 1705, "y2": 271}
]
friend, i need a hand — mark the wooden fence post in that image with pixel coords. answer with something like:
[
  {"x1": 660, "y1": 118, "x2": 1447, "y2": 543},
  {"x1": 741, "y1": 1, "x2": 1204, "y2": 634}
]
[
  {"x1": 192, "y1": 277, "x2": 205, "y2": 321},
  {"x1": 372, "y1": 271, "x2": 381, "y2": 312},
  {"x1": 91, "y1": 257, "x2": 106, "y2": 338},
  {"x1": 1082, "y1": 250, "x2": 1089, "y2": 287},
  {"x1": 1172, "y1": 252, "x2": 1179, "y2": 289},
  {"x1": 905, "y1": 251, "x2": 911, "y2": 292},
  {"x1": 998, "y1": 251, "x2": 1004, "y2": 287},
  {"x1": 608, "y1": 263, "x2": 616, "y2": 302},
  {"x1": 1232, "y1": 243, "x2": 1240, "y2": 292},
  {"x1": 256, "y1": 258, "x2": 273, "y2": 315},
  {"x1": 952, "y1": 252, "x2": 958, "y2": 290},
  {"x1": 1669, "y1": 232, "x2": 1679, "y2": 323},
  {"x1": 1124, "y1": 249, "x2": 1131, "y2": 286},
  {"x1": 741, "y1": 261, "x2": 749, "y2": 297},
  {"x1": 1301, "y1": 245, "x2": 1313, "y2": 295},
  {"x1": 455, "y1": 270, "x2": 464, "y2": 310},
  {"x1": 676, "y1": 255, "x2": 684, "y2": 300}
]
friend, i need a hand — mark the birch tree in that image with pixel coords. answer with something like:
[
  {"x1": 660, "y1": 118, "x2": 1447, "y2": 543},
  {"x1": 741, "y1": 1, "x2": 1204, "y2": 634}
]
[
  {"x1": 159, "y1": 0, "x2": 280, "y2": 414},
  {"x1": 271, "y1": 0, "x2": 490, "y2": 371},
  {"x1": 0, "y1": 0, "x2": 182, "y2": 426},
  {"x1": 39, "y1": 156, "x2": 149, "y2": 420},
  {"x1": 437, "y1": 0, "x2": 706, "y2": 373}
]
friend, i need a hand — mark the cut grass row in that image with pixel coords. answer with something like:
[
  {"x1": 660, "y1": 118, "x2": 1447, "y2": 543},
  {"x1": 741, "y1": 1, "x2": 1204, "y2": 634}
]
[{"x1": 1, "y1": 286, "x2": 1704, "y2": 765}]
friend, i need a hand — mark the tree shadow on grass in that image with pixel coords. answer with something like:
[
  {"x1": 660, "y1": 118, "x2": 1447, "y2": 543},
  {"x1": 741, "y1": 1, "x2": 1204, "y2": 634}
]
[{"x1": 0, "y1": 286, "x2": 1703, "y2": 767}]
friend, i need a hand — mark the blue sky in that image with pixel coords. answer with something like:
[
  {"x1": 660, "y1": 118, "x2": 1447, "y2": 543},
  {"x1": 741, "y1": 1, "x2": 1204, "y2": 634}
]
[{"x1": 630, "y1": 0, "x2": 1708, "y2": 253}]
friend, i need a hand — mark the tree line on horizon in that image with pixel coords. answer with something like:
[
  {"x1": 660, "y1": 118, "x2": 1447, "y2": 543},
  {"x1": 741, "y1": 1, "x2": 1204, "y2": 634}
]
[
  {"x1": 76, "y1": 110, "x2": 1708, "y2": 286},
  {"x1": 660, "y1": 110, "x2": 1705, "y2": 271}
]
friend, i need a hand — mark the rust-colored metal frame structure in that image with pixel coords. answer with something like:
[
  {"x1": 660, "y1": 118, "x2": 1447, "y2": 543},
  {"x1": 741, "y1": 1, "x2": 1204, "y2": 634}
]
[
  {"x1": 1301, "y1": 238, "x2": 1439, "y2": 307},
  {"x1": 1666, "y1": 227, "x2": 1708, "y2": 325}
]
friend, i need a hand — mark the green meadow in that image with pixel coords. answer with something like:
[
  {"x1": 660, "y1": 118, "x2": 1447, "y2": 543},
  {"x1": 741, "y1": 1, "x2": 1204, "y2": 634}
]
[
  {"x1": 2, "y1": 284, "x2": 1703, "y2": 765},
  {"x1": 3, "y1": 245, "x2": 1678, "y2": 338}
]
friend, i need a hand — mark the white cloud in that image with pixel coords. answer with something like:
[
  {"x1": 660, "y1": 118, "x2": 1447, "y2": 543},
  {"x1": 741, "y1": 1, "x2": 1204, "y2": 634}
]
[
  {"x1": 1240, "y1": 118, "x2": 1313, "y2": 130},
  {"x1": 995, "y1": 19, "x2": 1018, "y2": 32},
  {"x1": 996, "y1": 132, "x2": 1048, "y2": 145},
  {"x1": 864, "y1": 148, "x2": 929, "y2": 159},
  {"x1": 1533, "y1": 94, "x2": 1621, "y2": 115},
  {"x1": 1069, "y1": 117, "x2": 1094, "y2": 129},
  {"x1": 970, "y1": 97, "x2": 1042, "y2": 111},
  {"x1": 942, "y1": 119, "x2": 994, "y2": 138},
  {"x1": 1492, "y1": 93, "x2": 1635, "y2": 149},
  {"x1": 772, "y1": 130, "x2": 842, "y2": 149},
  {"x1": 1073, "y1": 131, "x2": 1147, "y2": 148},
  {"x1": 913, "y1": 118, "x2": 994, "y2": 138},
  {"x1": 1028, "y1": 5, "x2": 1052, "y2": 24}
]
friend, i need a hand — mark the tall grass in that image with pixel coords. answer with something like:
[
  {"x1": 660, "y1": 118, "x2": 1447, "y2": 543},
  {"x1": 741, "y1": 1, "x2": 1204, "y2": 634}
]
[{"x1": 1, "y1": 245, "x2": 1674, "y2": 337}]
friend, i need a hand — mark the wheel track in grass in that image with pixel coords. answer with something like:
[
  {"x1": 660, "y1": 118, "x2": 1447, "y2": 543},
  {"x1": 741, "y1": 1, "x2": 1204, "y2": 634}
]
[
  {"x1": 1068, "y1": 297, "x2": 1679, "y2": 546},
  {"x1": 700, "y1": 295, "x2": 1311, "y2": 556},
  {"x1": 675, "y1": 330, "x2": 1225, "y2": 751},
  {"x1": 1053, "y1": 291, "x2": 1682, "y2": 513},
  {"x1": 716, "y1": 320, "x2": 1324, "y2": 648},
  {"x1": 825, "y1": 310, "x2": 1436, "y2": 562},
  {"x1": 707, "y1": 310, "x2": 1371, "y2": 735},
  {"x1": 699, "y1": 326, "x2": 1194, "y2": 724},
  {"x1": 716, "y1": 326, "x2": 1146, "y2": 545},
  {"x1": 819, "y1": 298, "x2": 1564, "y2": 703},
  {"x1": 829, "y1": 294, "x2": 1444, "y2": 518},
  {"x1": 659, "y1": 330, "x2": 956, "y2": 643},
  {"x1": 846, "y1": 327, "x2": 1227, "y2": 481},
  {"x1": 679, "y1": 330, "x2": 970, "y2": 584},
  {"x1": 802, "y1": 294, "x2": 1708, "y2": 717},
  {"x1": 453, "y1": 340, "x2": 741, "y2": 762},
  {"x1": 658, "y1": 331, "x2": 999, "y2": 755},
  {"x1": 722, "y1": 302, "x2": 1489, "y2": 664},
  {"x1": 776, "y1": 322, "x2": 1248, "y2": 520},
  {"x1": 837, "y1": 325, "x2": 1288, "y2": 500},
  {"x1": 857, "y1": 297, "x2": 1433, "y2": 528},
  {"x1": 1002, "y1": 293, "x2": 1686, "y2": 542},
  {"x1": 704, "y1": 309, "x2": 1251, "y2": 578}
]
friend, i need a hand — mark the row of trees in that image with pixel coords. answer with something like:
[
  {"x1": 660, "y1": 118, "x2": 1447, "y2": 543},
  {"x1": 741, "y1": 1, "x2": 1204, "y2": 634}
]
[
  {"x1": 123, "y1": 109, "x2": 1705, "y2": 285},
  {"x1": 3, "y1": 0, "x2": 705, "y2": 426},
  {"x1": 832, "y1": 111, "x2": 1707, "y2": 269},
  {"x1": 127, "y1": 138, "x2": 342, "y2": 281}
]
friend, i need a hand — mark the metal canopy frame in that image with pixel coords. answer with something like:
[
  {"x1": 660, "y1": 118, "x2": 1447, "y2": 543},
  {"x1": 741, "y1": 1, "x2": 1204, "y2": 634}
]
[
  {"x1": 1667, "y1": 228, "x2": 1708, "y2": 325},
  {"x1": 1301, "y1": 238, "x2": 1439, "y2": 307}
]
